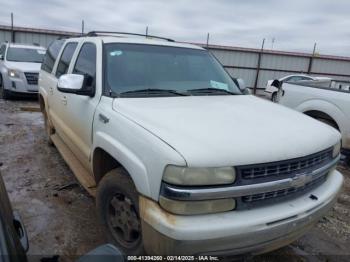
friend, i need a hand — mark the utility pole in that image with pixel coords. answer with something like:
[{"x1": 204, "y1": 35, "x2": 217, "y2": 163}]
[
  {"x1": 253, "y1": 38, "x2": 265, "y2": 94},
  {"x1": 81, "y1": 20, "x2": 84, "y2": 35},
  {"x1": 271, "y1": 37, "x2": 275, "y2": 50},
  {"x1": 146, "y1": 26, "x2": 148, "y2": 37},
  {"x1": 307, "y1": 42, "x2": 317, "y2": 74},
  {"x1": 11, "y1": 12, "x2": 15, "y2": 43},
  {"x1": 206, "y1": 33, "x2": 210, "y2": 47}
]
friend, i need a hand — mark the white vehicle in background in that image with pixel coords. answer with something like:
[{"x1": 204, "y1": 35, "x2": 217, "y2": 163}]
[
  {"x1": 265, "y1": 74, "x2": 331, "y2": 101},
  {"x1": 0, "y1": 42, "x2": 46, "y2": 99},
  {"x1": 272, "y1": 80, "x2": 350, "y2": 160}
]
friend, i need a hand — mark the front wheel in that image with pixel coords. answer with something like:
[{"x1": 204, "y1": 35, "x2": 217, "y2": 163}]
[
  {"x1": 0, "y1": 75, "x2": 11, "y2": 100},
  {"x1": 96, "y1": 168, "x2": 144, "y2": 255}
]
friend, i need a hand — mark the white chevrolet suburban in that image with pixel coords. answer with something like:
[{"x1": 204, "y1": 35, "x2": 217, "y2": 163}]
[
  {"x1": 0, "y1": 42, "x2": 46, "y2": 99},
  {"x1": 38, "y1": 32, "x2": 343, "y2": 256},
  {"x1": 272, "y1": 80, "x2": 350, "y2": 160}
]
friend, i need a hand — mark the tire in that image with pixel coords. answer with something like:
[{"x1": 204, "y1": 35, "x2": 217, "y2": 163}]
[
  {"x1": 0, "y1": 75, "x2": 11, "y2": 100},
  {"x1": 271, "y1": 92, "x2": 277, "y2": 102},
  {"x1": 96, "y1": 168, "x2": 144, "y2": 255},
  {"x1": 43, "y1": 109, "x2": 54, "y2": 146}
]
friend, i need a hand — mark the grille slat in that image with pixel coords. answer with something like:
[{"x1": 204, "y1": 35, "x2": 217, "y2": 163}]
[
  {"x1": 24, "y1": 72, "x2": 39, "y2": 85},
  {"x1": 237, "y1": 148, "x2": 333, "y2": 209},
  {"x1": 242, "y1": 176, "x2": 326, "y2": 203},
  {"x1": 239, "y1": 149, "x2": 332, "y2": 181}
]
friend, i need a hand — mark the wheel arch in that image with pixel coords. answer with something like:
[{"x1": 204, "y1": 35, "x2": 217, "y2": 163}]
[
  {"x1": 296, "y1": 99, "x2": 346, "y2": 133},
  {"x1": 303, "y1": 110, "x2": 340, "y2": 130},
  {"x1": 91, "y1": 141, "x2": 151, "y2": 198}
]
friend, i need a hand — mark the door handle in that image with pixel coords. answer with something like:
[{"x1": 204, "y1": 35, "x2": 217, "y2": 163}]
[
  {"x1": 99, "y1": 113, "x2": 109, "y2": 124},
  {"x1": 61, "y1": 96, "x2": 67, "y2": 105},
  {"x1": 49, "y1": 87, "x2": 53, "y2": 95}
]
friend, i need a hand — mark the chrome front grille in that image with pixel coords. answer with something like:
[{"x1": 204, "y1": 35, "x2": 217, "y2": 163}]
[
  {"x1": 24, "y1": 72, "x2": 39, "y2": 85},
  {"x1": 160, "y1": 147, "x2": 338, "y2": 211},
  {"x1": 242, "y1": 175, "x2": 326, "y2": 203},
  {"x1": 237, "y1": 148, "x2": 332, "y2": 183}
]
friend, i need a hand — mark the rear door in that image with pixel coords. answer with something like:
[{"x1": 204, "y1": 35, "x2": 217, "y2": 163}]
[
  {"x1": 39, "y1": 39, "x2": 65, "y2": 120},
  {"x1": 48, "y1": 41, "x2": 78, "y2": 140},
  {"x1": 57, "y1": 39, "x2": 101, "y2": 170}
]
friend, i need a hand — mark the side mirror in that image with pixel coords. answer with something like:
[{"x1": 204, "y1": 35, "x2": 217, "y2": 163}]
[
  {"x1": 57, "y1": 74, "x2": 95, "y2": 97},
  {"x1": 236, "y1": 78, "x2": 251, "y2": 95}
]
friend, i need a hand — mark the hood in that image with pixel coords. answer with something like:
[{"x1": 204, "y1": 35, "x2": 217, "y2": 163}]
[
  {"x1": 4, "y1": 61, "x2": 41, "y2": 72},
  {"x1": 113, "y1": 95, "x2": 340, "y2": 167}
]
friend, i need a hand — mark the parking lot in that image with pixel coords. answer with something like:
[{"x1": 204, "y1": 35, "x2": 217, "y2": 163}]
[{"x1": 0, "y1": 98, "x2": 349, "y2": 261}]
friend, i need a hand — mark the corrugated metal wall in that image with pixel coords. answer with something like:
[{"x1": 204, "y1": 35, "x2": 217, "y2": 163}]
[
  {"x1": 208, "y1": 46, "x2": 350, "y2": 89},
  {"x1": 1, "y1": 25, "x2": 350, "y2": 89}
]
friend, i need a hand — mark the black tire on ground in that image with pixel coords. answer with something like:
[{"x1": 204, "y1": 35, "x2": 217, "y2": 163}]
[
  {"x1": 0, "y1": 75, "x2": 11, "y2": 100},
  {"x1": 271, "y1": 92, "x2": 277, "y2": 102},
  {"x1": 43, "y1": 109, "x2": 54, "y2": 146},
  {"x1": 96, "y1": 168, "x2": 144, "y2": 255}
]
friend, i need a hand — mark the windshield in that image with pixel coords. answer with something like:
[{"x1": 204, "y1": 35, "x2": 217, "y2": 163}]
[
  {"x1": 104, "y1": 43, "x2": 241, "y2": 96},
  {"x1": 6, "y1": 47, "x2": 45, "y2": 63}
]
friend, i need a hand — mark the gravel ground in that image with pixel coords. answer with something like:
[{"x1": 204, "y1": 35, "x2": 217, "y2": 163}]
[{"x1": 0, "y1": 98, "x2": 349, "y2": 261}]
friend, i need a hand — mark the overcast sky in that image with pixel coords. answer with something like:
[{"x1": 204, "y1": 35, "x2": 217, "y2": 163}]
[{"x1": 0, "y1": 0, "x2": 349, "y2": 56}]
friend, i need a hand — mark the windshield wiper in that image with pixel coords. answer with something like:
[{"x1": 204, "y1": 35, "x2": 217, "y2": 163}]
[
  {"x1": 187, "y1": 88, "x2": 236, "y2": 95},
  {"x1": 119, "y1": 88, "x2": 189, "y2": 97}
]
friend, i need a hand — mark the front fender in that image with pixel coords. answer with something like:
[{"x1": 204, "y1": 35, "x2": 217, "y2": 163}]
[
  {"x1": 92, "y1": 131, "x2": 149, "y2": 196},
  {"x1": 92, "y1": 99, "x2": 186, "y2": 200}
]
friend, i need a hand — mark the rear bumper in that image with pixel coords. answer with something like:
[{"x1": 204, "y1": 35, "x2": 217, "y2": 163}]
[{"x1": 140, "y1": 170, "x2": 343, "y2": 255}]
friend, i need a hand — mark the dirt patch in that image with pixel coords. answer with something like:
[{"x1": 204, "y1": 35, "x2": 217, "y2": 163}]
[{"x1": 0, "y1": 98, "x2": 349, "y2": 261}]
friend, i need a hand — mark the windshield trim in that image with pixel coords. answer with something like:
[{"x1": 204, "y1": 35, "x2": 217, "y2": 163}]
[{"x1": 103, "y1": 43, "x2": 242, "y2": 98}]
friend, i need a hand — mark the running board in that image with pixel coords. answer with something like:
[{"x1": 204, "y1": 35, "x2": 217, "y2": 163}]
[{"x1": 51, "y1": 134, "x2": 96, "y2": 196}]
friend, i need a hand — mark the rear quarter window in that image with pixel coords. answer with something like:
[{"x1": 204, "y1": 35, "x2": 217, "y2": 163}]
[{"x1": 41, "y1": 40, "x2": 65, "y2": 73}]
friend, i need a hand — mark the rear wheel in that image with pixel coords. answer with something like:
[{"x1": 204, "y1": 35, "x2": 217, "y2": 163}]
[
  {"x1": 271, "y1": 92, "x2": 277, "y2": 102},
  {"x1": 96, "y1": 168, "x2": 144, "y2": 255}
]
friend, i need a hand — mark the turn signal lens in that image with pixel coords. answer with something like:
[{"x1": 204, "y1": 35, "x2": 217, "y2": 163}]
[
  {"x1": 333, "y1": 141, "x2": 341, "y2": 158},
  {"x1": 159, "y1": 196, "x2": 236, "y2": 215}
]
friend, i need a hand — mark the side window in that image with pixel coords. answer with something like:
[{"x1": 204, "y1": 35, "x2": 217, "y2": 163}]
[
  {"x1": 55, "y1": 42, "x2": 78, "y2": 78},
  {"x1": 41, "y1": 40, "x2": 65, "y2": 73},
  {"x1": 301, "y1": 76, "x2": 313, "y2": 81},
  {"x1": 73, "y1": 43, "x2": 96, "y2": 89}
]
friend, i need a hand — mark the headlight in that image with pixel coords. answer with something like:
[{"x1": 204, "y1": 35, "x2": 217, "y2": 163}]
[
  {"x1": 163, "y1": 166, "x2": 236, "y2": 186},
  {"x1": 159, "y1": 196, "x2": 236, "y2": 215},
  {"x1": 8, "y1": 69, "x2": 20, "y2": 78},
  {"x1": 333, "y1": 141, "x2": 341, "y2": 158}
]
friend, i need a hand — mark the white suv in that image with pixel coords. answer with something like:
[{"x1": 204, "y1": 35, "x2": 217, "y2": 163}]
[
  {"x1": 0, "y1": 42, "x2": 46, "y2": 99},
  {"x1": 38, "y1": 32, "x2": 343, "y2": 256}
]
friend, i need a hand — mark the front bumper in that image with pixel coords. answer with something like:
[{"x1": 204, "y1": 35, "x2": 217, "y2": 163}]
[
  {"x1": 140, "y1": 170, "x2": 343, "y2": 255},
  {"x1": 3, "y1": 74, "x2": 38, "y2": 94}
]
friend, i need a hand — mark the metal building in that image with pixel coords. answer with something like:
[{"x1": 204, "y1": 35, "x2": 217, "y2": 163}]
[{"x1": 1, "y1": 24, "x2": 350, "y2": 89}]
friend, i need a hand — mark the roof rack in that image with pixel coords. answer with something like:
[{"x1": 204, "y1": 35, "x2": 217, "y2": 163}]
[{"x1": 86, "y1": 31, "x2": 175, "y2": 42}]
